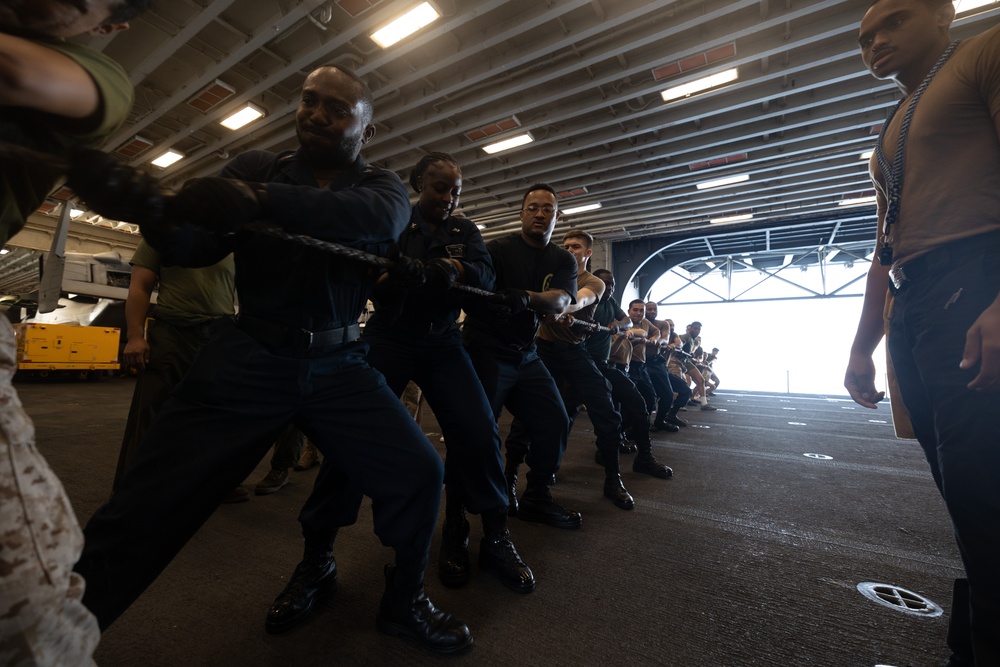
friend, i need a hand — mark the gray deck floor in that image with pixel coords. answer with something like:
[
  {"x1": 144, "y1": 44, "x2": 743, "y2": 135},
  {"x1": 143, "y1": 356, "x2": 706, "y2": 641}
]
[{"x1": 19, "y1": 376, "x2": 958, "y2": 667}]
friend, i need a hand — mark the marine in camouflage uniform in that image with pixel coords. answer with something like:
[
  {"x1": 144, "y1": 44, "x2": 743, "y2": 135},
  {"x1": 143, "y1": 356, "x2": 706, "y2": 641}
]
[
  {"x1": 1, "y1": 321, "x2": 99, "y2": 666},
  {"x1": 1, "y1": 1, "x2": 149, "y2": 662}
]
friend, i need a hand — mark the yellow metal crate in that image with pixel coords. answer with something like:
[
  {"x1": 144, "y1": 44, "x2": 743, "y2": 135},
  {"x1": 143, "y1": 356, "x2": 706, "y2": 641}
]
[{"x1": 13, "y1": 322, "x2": 121, "y2": 371}]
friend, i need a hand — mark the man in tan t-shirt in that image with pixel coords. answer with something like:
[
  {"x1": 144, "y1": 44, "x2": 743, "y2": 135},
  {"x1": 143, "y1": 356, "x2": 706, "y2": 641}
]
[{"x1": 845, "y1": 2, "x2": 1000, "y2": 664}]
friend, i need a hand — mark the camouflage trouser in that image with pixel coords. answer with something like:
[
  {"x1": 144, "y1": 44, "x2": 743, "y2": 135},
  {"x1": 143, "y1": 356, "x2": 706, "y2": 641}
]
[{"x1": 0, "y1": 319, "x2": 99, "y2": 667}]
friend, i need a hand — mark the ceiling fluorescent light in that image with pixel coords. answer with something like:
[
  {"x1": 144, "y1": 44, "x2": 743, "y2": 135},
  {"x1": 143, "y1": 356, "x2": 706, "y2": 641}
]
[
  {"x1": 710, "y1": 213, "x2": 753, "y2": 224},
  {"x1": 696, "y1": 173, "x2": 750, "y2": 190},
  {"x1": 955, "y1": 0, "x2": 997, "y2": 13},
  {"x1": 482, "y1": 132, "x2": 534, "y2": 154},
  {"x1": 661, "y1": 68, "x2": 739, "y2": 102},
  {"x1": 839, "y1": 195, "x2": 877, "y2": 207},
  {"x1": 1, "y1": 248, "x2": 10, "y2": 255},
  {"x1": 221, "y1": 103, "x2": 266, "y2": 130},
  {"x1": 151, "y1": 149, "x2": 184, "y2": 169},
  {"x1": 371, "y1": 2, "x2": 440, "y2": 48},
  {"x1": 562, "y1": 202, "x2": 602, "y2": 215},
  {"x1": 70, "y1": 208, "x2": 85, "y2": 219},
  {"x1": 859, "y1": 150, "x2": 873, "y2": 161}
]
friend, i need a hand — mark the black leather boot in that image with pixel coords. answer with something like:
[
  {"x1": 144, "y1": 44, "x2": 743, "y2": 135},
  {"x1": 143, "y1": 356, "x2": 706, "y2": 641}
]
[
  {"x1": 633, "y1": 441, "x2": 673, "y2": 479},
  {"x1": 600, "y1": 445, "x2": 635, "y2": 510},
  {"x1": 944, "y1": 578, "x2": 975, "y2": 667},
  {"x1": 604, "y1": 474, "x2": 635, "y2": 510},
  {"x1": 478, "y1": 508, "x2": 535, "y2": 593},
  {"x1": 504, "y1": 454, "x2": 523, "y2": 517},
  {"x1": 376, "y1": 565, "x2": 474, "y2": 655},
  {"x1": 665, "y1": 409, "x2": 688, "y2": 427},
  {"x1": 438, "y1": 496, "x2": 470, "y2": 588},
  {"x1": 651, "y1": 417, "x2": 680, "y2": 432},
  {"x1": 265, "y1": 531, "x2": 338, "y2": 634},
  {"x1": 517, "y1": 474, "x2": 582, "y2": 529}
]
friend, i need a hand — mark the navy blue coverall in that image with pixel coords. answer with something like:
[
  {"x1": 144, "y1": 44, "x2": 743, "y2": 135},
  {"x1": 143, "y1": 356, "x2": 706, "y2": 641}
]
[
  {"x1": 76, "y1": 149, "x2": 443, "y2": 629},
  {"x1": 297, "y1": 206, "x2": 508, "y2": 537}
]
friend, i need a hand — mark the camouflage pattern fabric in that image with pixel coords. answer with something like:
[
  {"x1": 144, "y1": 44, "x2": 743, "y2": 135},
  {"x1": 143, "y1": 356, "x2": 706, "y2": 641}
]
[{"x1": 0, "y1": 319, "x2": 99, "y2": 666}]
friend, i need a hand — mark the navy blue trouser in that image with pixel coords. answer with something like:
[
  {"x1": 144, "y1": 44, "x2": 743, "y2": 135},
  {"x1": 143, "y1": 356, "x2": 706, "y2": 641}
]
[
  {"x1": 537, "y1": 340, "x2": 621, "y2": 455},
  {"x1": 628, "y1": 362, "x2": 658, "y2": 415},
  {"x1": 78, "y1": 318, "x2": 442, "y2": 629},
  {"x1": 887, "y1": 233, "x2": 1000, "y2": 666},
  {"x1": 466, "y1": 343, "x2": 568, "y2": 481},
  {"x1": 299, "y1": 327, "x2": 507, "y2": 532},
  {"x1": 645, "y1": 357, "x2": 676, "y2": 420},
  {"x1": 596, "y1": 361, "x2": 650, "y2": 440},
  {"x1": 666, "y1": 369, "x2": 693, "y2": 414}
]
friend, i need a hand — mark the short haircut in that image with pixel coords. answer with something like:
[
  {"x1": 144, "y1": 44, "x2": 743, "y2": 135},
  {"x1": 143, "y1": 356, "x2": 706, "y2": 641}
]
[
  {"x1": 562, "y1": 229, "x2": 593, "y2": 248},
  {"x1": 408, "y1": 152, "x2": 460, "y2": 192},
  {"x1": 593, "y1": 268, "x2": 612, "y2": 278},
  {"x1": 108, "y1": 0, "x2": 155, "y2": 23},
  {"x1": 521, "y1": 183, "x2": 558, "y2": 209},
  {"x1": 690, "y1": 321, "x2": 702, "y2": 327},
  {"x1": 629, "y1": 299, "x2": 645, "y2": 309},
  {"x1": 309, "y1": 65, "x2": 374, "y2": 124}
]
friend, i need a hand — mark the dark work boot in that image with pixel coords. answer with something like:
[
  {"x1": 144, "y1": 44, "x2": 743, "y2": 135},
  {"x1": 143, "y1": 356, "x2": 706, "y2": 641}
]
[
  {"x1": 517, "y1": 474, "x2": 582, "y2": 529},
  {"x1": 478, "y1": 508, "x2": 535, "y2": 593},
  {"x1": 665, "y1": 412, "x2": 688, "y2": 427},
  {"x1": 633, "y1": 440, "x2": 673, "y2": 479},
  {"x1": 600, "y1": 445, "x2": 635, "y2": 510},
  {"x1": 504, "y1": 453, "x2": 523, "y2": 517},
  {"x1": 265, "y1": 531, "x2": 338, "y2": 634},
  {"x1": 604, "y1": 474, "x2": 635, "y2": 510},
  {"x1": 438, "y1": 497, "x2": 470, "y2": 589},
  {"x1": 376, "y1": 565, "x2": 474, "y2": 655},
  {"x1": 944, "y1": 578, "x2": 975, "y2": 667},
  {"x1": 651, "y1": 418, "x2": 680, "y2": 433}
]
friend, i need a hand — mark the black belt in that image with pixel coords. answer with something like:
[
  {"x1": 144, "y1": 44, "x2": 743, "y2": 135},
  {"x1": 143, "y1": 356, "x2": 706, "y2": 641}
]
[
  {"x1": 890, "y1": 230, "x2": 1000, "y2": 290},
  {"x1": 236, "y1": 314, "x2": 359, "y2": 350}
]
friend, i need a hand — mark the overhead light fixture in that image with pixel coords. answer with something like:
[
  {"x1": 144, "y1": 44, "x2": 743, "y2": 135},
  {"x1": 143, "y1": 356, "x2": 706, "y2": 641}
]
[
  {"x1": 859, "y1": 150, "x2": 873, "y2": 161},
  {"x1": 562, "y1": 202, "x2": 602, "y2": 215},
  {"x1": 710, "y1": 213, "x2": 753, "y2": 224},
  {"x1": 220, "y1": 102, "x2": 266, "y2": 130},
  {"x1": 476, "y1": 223, "x2": 487, "y2": 230},
  {"x1": 482, "y1": 132, "x2": 534, "y2": 154},
  {"x1": 839, "y1": 195, "x2": 878, "y2": 207},
  {"x1": 151, "y1": 149, "x2": 184, "y2": 169},
  {"x1": 0, "y1": 248, "x2": 9, "y2": 255},
  {"x1": 70, "y1": 208, "x2": 85, "y2": 219},
  {"x1": 696, "y1": 173, "x2": 750, "y2": 190},
  {"x1": 955, "y1": 0, "x2": 997, "y2": 13},
  {"x1": 370, "y1": 2, "x2": 440, "y2": 48},
  {"x1": 661, "y1": 68, "x2": 738, "y2": 102}
]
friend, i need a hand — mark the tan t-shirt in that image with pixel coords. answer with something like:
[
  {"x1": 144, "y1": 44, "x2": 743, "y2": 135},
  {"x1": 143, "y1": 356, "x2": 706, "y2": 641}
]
[
  {"x1": 538, "y1": 269, "x2": 605, "y2": 344},
  {"x1": 612, "y1": 317, "x2": 657, "y2": 364},
  {"x1": 872, "y1": 23, "x2": 1000, "y2": 266}
]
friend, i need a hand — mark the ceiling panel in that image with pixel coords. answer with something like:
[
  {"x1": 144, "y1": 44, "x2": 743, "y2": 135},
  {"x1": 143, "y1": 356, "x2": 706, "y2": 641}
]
[{"x1": 10, "y1": 0, "x2": 1000, "y2": 277}]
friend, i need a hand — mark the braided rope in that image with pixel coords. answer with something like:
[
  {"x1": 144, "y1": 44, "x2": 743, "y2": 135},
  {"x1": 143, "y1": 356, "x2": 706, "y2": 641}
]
[{"x1": 249, "y1": 224, "x2": 499, "y2": 299}]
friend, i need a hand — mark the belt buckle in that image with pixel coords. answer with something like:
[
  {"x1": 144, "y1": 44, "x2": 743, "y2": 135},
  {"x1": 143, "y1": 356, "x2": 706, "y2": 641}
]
[
  {"x1": 889, "y1": 265, "x2": 907, "y2": 289},
  {"x1": 298, "y1": 328, "x2": 314, "y2": 349}
]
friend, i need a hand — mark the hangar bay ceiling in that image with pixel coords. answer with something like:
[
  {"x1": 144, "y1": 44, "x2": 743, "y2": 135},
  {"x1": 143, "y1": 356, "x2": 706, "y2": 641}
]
[{"x1": 3, "y1": 0, "x2": 999, "y2": 300}]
